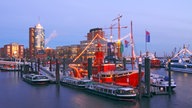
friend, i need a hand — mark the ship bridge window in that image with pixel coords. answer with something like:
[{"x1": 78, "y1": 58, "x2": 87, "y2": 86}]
[
  {"x1": 102, "y1": 75, "x2": 105, "y2": 77},
  {"x1": 187, "y1": 65, "x2": 192, "y2": 68},
  {"x1": 118, "y1": 74, "x2": 124, "y2": 77},
  {"x1": 101, "y1": 75, "x2": 111, "y2": 78},
  {"x1": 185, "y1": 60, "x2": 190, "y2": 63},
  {"x1": 107, "y1": 75, "x2": 111, "y2": 77}
]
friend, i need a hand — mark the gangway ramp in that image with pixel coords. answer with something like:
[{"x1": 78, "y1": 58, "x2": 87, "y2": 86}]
[{"x1": 39, "y1": 65, "x2": 64, "y2": 83}]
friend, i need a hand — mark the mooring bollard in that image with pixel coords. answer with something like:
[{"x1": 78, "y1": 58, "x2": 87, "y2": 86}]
[
  {"x1": 145, "y1": 57, "x2": 151, "y2": 97},
  {"x1": 55, "y1": 59, "x2": 60, "y2": 84},
  {"x1": 168, "y1": 61, "x2": 172, "y2": 96},
  {"x1": 88, "y1": 58, "x2": 92, "y2": 80},
  {"x1": 38, "y1": 58, "x2": 40, "y2": 74},
  {"x1": 31, "y1": 61, "x2": 33, "y2": 72},
  {"x1": 49, "y1": 58, "x2": 52, "y2": 72},
  {"x1": 20, "y1": 65, "x2": 23, "y2": 77},
  {"x1": 35, "y1": 59, "x2": 37, "y2": 72},
  {"x1": 123, "y1": 57, "x2": 126, "y2": 70},
  {"x1": 62, "y1": 58, "x2": 66, "y2": 76},
  {"x1": 138, "y1": 57, "x2": 142, "y2": 100}
]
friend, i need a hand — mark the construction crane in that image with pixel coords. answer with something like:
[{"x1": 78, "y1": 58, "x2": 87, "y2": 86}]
[
  {"x1": 103, "y1": 24, "x2": 128, "y2": 42},
  {"x1": 112, "y1": 15, "x2": 127, "y2": 58},
  {"x1": 103, "y1": 24, "x2": 116, "y2": 42}
]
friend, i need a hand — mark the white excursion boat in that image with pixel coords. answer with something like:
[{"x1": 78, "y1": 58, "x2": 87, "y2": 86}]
[
  {"x1": 85, "y1": 82, "x2": 137, "y2": 100},
  {"x1": 22, "y1": 74, "x2": 50, "y2": 85},
  {"x1": 167, "y1": 58, "x2": 192, "y2": 73},
  {"x1": 150, "y1": 73, "x2": 176, "y2": 91},
  {"x1": 0, "y1": 64, "x2": 19, "y2": 71},
  {"x1": 166, "y1": 45, "x2": 192, "y2": 73},
  {"x1": 60, "y1": 77, "x2": 91, "y2": 89}
]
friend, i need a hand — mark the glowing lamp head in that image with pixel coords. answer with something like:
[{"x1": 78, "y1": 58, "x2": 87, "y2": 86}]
[{"x1": 13, "y1": 51, "x2": 17, "y2": 54}]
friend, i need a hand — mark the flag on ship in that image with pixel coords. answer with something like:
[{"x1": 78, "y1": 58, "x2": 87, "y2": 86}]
[
  {"x1": 146, "y1": 31, "x2": 150, "y2": 42},
  {"x1": 124, "y1": 40, "x2": 129, "y2": 47},
  {"x1": 120, "y1": 41, "x2": 124, "y2": 53}
]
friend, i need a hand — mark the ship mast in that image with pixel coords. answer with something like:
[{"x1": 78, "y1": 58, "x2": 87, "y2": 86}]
[
  {"x1": 72, "y1": 34, "x2": 105, "y2": 63},
  {"x1": 130, "y1": 21, "x2": 135, "y2": 70}
]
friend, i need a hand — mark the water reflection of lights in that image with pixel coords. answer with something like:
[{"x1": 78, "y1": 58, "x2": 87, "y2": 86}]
[
  {"x1": 184, "y1": 73, "x2": 188, "y2": 77},
  {"x1": 160, "y1": 87, "x2": 164, "y2": 92},
  {"x1": 71, "y1": 93, "x2": 88, "y2": 107},
  {"x1": 171, "y1": 71, "x2": 174, "y2": 75}
]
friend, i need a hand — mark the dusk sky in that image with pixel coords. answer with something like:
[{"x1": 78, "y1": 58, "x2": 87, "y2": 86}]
[{"x1": 0, "y1": 0, "x2": 191, "y2": 57}]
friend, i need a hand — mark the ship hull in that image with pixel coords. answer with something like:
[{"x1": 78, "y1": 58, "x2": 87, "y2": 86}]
[
  {"x1": 60, "y1": 77, "x2": 91, "y2": 89},
  {"x1": 166, "y1": 63, "x2": 192, "y2": 73},
  {"x1": 85, "y1": 82, "x2": 137, "y2": 101},
  {"x1": 113, "y1": 71, "x2": 144, "y2": 87},
  {"x1": 22, "y1": 74, "x2": 50, "y2": 85},
  {"x1": 151, "y1": 59, "x2": 161, "y2": 68},
  {"x1": 86, "y1": 89, "x2": 136, "y2": 100}
]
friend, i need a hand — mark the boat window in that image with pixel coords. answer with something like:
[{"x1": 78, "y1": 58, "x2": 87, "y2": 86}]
[
  {"x1": 83, "y1": 82, "x2": 87, "y2": 84},
  {"x1": 37, "y1": 76, "x2": 48, "y2": 79},
  {"x1": 116, "y1": 90, "x2": 122, "y2": 94},
  {"x1": 116, "y1": 90, "x2": 135, "y2": 95},
  {"x1": 78, "y1": 81, "x2": 81, "y2": 84},
  {"x1": 104, "y1": 89, "x2": 107, "y2": 93},
  {"x1": 100, "y1": 88, "x2": 103, "y2": 92},
  {"x1": 26, "y1": 76, "x2": 32, "y2": 80},
  {"x1": 113, "y1": 91, "x2": 115, "y2": 94},
  {"x1": 171, "y1": 64, "x2": 187, "y2": 68},
  {"x1": 33, "y1": 76, "x2": 38, "y2": 80},
  {"x1": 108, "y1": 90, "x2": 112, "y2": 94},
  {"x1": 171, "y1": 60, "x2": 178, "y2": 63},
  {"x1": 96, "y1": 87, "x2": 99, "y2": 91}
]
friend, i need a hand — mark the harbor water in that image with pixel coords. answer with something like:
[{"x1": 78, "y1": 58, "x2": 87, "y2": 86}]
[{"x1": 0, "y1": 68, "x2": 192, "y2": 108}]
